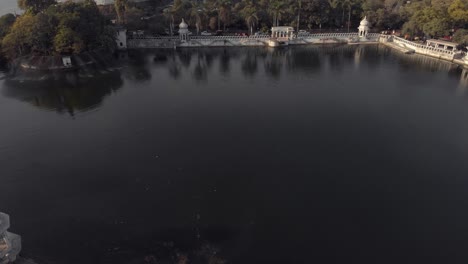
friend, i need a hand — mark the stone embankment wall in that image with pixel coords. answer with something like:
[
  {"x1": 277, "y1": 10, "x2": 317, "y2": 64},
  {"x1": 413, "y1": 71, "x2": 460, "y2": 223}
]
[
  {"x1": 13, "y1": 50, "x2": 114, "y2": 71},
  {"x1": 127, "y1": 33, "x2": 381, "y2": 49},
  {"x1": 380, "y1": 35, "x2": 468, "y2": 66}
]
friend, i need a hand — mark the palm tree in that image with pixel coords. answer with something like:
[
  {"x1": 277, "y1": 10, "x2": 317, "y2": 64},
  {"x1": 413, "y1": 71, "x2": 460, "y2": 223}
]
[
  {"x1": 240, "y1": 0, "x2": 259, "y2": 35},
  {"x1": 343, "y1": 0, "x2": 355, "y2": 32},
  {"x1": 296, "y1": 0, "x2": 301, "y2": 33},
  {"x1": 328, "y1": 0, "x2": 345, "y2": 28},
  {"x1": 269, "y1": 0, "x2": 287, "y2": 27},
  {"x1": 217, "y1": 0, "x2": 232, "y2": 31},
  {"x1": 163, "y1": 6, "x2": 175, "y2": 35},
  {"x1": 189, "y1": 1, "x2": 204, "y2": 34}
]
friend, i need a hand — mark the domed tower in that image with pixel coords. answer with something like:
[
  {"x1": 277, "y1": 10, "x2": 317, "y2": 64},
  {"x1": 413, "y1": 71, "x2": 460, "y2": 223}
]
[
  {"x1": 178, "y1": 19, "x2": 190, "y2": 42},
  {"x1": 358, "y1": 16, "x2": 370, "y2": 38}
]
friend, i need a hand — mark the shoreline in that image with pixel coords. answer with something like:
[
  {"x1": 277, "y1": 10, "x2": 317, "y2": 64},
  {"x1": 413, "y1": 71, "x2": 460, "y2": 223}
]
[{"x1": 124, "y1": 32, "x2": 468, "y2": 68}]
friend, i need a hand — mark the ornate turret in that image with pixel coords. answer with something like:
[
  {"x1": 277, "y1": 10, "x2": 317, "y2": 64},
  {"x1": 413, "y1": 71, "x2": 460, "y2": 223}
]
[
  {"x1": 0, "y1": 213, "x2": 21, "y2": 264},
  {"x1": 178, "y1": 19, "x2": 190, "y2": 42},
  {"x1": 358, "y1": 16, "x2": 370, "y2": 38}
]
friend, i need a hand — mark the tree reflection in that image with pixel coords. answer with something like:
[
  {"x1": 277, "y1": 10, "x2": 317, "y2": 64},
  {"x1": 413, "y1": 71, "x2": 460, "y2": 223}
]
[
  {"x1": 2, "y1": 70, "x2": 123, "y2": 116},
  {"x1": 219, "y1": 49, "x2": 230, "y2": 75},
  {"x1": 286, "y1": 47, "x2": 321, "y2": 73},
  {"x1": 192, "y1": 51, "x2": 208, "y2": 81},
  {"x1": 178, "y1": 49, "x2": 193, "y2": 68},
  {"x1": 264, "y1": 49, "x2": 286, "y2": 79},
  {"x1": 123, "y1": 50, "x2": 152, "y2": 82},
  {"x1": 241, "y1": 49, "x2": 259, "y2": 77}
]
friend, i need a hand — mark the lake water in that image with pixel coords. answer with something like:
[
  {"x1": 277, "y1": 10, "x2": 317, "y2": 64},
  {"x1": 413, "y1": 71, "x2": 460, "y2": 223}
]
[{"x1": 1, "y1": 45, "x2": 468, "y2": 264}]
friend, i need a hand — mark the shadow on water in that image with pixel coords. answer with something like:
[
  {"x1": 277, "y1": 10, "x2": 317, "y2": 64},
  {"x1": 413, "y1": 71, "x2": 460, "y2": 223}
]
[
  {"x1": 130, "y1": 46, "x2": 468, "y2": 89},
  {"x1": 2, "y1": 45, "x2": 468, "y2": 264},
  {"x1": 1, "y1": 70, "x2": 123, "y2": 116}
]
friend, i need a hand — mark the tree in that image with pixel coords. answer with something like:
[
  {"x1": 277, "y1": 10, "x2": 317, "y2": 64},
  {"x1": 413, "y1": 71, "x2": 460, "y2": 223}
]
[
  {"x1": 188, "y1": 1, "x2": 204, "y2": 34},
  {"x1": 403, "y1": 6, "x2": 450, "y2": 37},
  {"x1": 0, "y1": 14, "x2": 16, "y2": 39},
  {"x1": 218, "y1": 0, "x2": 232, "y2": 30},
  {"x1": 114, "y1": 0, "x2": 129, "y2": 24},
  {"x1": 448, "y1": 0, "x2": 468, "y2": 24},
  {"x1": 299, "y1": 0, "x2": 330, "y2": 30},
  {"x1": 1, "y1": 13, "x2": 36, "y2": 59},
  {"x1": 17, "y1": 0, "x2": 56, "y2": 13},
  {"x1": 0, "y1": 14, "x2": 16, "y2": 63},
  {"x1": 269, "y1": 0, "x2": 287, "y2": 26},
  {"x1": 452, "y1": 29, "x2": 468, "y2": 45},
  {"x1": 53, "y1": 26, "x2": 84, "y2": 54},
  {"x1": 239, "y1": 0, "x2": 259, "y2": 34},
  {"x1": 2, "y1": 0, "x2": 115, "y2": 59}
]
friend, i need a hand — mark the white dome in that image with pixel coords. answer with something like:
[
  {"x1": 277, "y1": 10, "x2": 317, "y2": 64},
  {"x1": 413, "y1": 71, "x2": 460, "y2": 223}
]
[
  {"x1": 360, "y1": 16, "x2": 369, "y2": 27},
  {"x1": 179, "y1": 19, "x2": 188, "y2": 29}
]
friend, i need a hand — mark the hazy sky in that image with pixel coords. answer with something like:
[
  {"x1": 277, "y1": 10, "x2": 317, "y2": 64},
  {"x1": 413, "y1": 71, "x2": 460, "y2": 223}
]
[{"x1": 0, "y1": 0, "x2": 20, "y2": 16}]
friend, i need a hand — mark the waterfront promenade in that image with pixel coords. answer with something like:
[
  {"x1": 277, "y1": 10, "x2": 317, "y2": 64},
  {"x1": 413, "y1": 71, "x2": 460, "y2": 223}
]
[
  {"x1": 379, "y1": 35, "x2": 468, "y2": 66},
  {"x1": 125, "y1": 32, "x2": 467, "y2": 67},
  {"x1": 126, "y1": 32, "x2": 381, "y2": 49}
]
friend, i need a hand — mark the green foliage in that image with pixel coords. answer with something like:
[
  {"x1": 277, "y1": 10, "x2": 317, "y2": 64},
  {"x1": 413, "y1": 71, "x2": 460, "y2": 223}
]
[
  {"x1": 0, "y1": 14, "x2": 16, "y2": 38},
  {"x1": 238, "y1": 0, "x2": 259, "y2": 34},
  {"x1": 1, "y1": 12, "x2": 37, "y2": 58},
  {"x1": 54, "y1": 26, "x2": 84, "y2": 54},
  {"x1": 400, "y1": 0, "x2": 455, "y2": 38},
  {"x1": 17, "y1": 0, "x2": 56, "y2": 13},
  {"x1": 453, "y1": 28, "x2": 468, "y2": 44},
  {"x1": 301, "y1": 0, "x2": 330, "y2": 29},
  {"x1": 448, "y1": 0, "x2": 468, "y2": 24},
  {"x1": 2, "y1": 0, "x2": 116, "y2": 60},
  {"x1": 0, "y1": 14, "x2": 17, "y2": 63},
  {"x1": 114, "y1": 0, "x2": 129, "y2": 24}
]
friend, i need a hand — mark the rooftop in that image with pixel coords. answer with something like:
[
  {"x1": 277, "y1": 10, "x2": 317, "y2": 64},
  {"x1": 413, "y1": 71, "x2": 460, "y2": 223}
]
[{"x1": 427, "y1": 39, "x2": 458, "y2": 46}]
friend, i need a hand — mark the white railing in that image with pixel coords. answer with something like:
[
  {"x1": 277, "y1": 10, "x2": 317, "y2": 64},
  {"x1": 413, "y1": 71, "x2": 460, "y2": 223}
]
[
  {"x1": 392, "y1": 36, "x2": 455, "y2": 55},
  {"x1": 298, "y1": 32, "x2": 358, "y2": 38},
  {"x1": 129, "y1": 32, "x2": 382, "y2": 41}
]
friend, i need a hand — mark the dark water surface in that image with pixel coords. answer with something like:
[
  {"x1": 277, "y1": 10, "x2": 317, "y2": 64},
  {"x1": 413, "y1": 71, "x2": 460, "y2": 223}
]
[{"x1": 1, "y1": 45, "x2": 468, "y2": 264}]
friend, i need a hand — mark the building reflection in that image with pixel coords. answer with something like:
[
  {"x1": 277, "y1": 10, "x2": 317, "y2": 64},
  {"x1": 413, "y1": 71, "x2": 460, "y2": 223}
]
[
  {"x1": 121, "y1": 50, "x2": 152, "y2": 82},
  {"x1": 2, "y1": 70, "x2": 123, "y2": 116},
  {"x1": 241, "y1": 49, "x2": 260, "y2": 78},
  {"x1": 264, "y1": 49, "x2": 286, "y2": 79},
  {"x1": 286, "y1": 47, "x2": 321, "y2": 73},
  {"x1": 219, "y1": 49, "x2": 231, "y2": 75},
  {"x1": 457, "y1": 68, "x2": 468, "y2": 94},
  {"x1": 193, "y1": 51, "x2": 209, "y2": 81}
]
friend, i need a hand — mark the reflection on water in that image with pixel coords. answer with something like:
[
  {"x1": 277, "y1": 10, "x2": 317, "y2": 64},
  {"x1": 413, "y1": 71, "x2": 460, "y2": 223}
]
[
  {"x1": 1, "y1": 45, "x2": 466, "y2": 115},
  {"x1": 2, "y1": 71, "x2": 123, "y2": 115},
  {"x1": 1, "y1": 45, "x2": 468, "y2": 264}
]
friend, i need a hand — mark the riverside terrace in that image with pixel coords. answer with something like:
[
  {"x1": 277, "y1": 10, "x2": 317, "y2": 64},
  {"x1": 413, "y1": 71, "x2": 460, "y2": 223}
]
[
  {"x1": 118, "y1": 17, "x2": 468, "y2": 67},
  {"x1": 126, "y1": 32, "x2": 382, "y2": 48},
  {"x1": 121, "y1": 16, "x2": 380, "y2": 49},
  {"x1": 124, "y1": 32, "x2": 467, "y2": 67},
  {"x1": 380, "y1": 35, "x2": 468, "y2": 66}
]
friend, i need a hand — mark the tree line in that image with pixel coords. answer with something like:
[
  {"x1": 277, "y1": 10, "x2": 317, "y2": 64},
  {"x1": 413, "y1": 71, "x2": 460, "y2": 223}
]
[
  {"x1": 0, "y1": 0, "x2": 466, "y2": 63},
  {"x1": 0, "y1": 0, "x2": 116, "y2": 62},
  {"x1": 115, "y1": 0, "x2": 466, "y2": 41}
]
